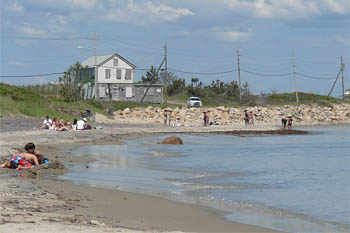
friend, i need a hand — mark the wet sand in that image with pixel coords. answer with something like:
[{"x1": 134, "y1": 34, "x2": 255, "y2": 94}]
[{"x1": 0, "y1": 117, "x2": 319, "y2": 232}]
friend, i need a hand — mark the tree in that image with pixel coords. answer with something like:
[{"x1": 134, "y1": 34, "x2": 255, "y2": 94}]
[
  {"x1": 167, "y1": 78, "x2": 186, "y2": 96},
  {"x1": 141, "y1": 66, "x2": 160, "y2": 84},
  {"x1": 187, "y1": 77, "x2": 204, "y2": 97},
  {"x1": 59, "y1": 62, "x2": 87, "y2": 101}
]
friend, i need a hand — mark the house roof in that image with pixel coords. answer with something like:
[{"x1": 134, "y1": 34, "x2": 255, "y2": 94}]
[{"x1": 82, "y1": 53, "x2": 136, "y2": 69}]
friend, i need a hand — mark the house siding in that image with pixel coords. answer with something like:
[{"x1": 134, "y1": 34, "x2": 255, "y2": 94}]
[
  {"x1": 97, "y1": 83, "x2": 163, "y2": 104},
  {"x1": 97, "y1": 55, "x2": 134, "y2": 84}
]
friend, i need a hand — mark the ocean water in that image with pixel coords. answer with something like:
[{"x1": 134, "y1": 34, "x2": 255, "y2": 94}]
[{"x1": 61, "y1": 125, "x2": 350, "y2": 232}]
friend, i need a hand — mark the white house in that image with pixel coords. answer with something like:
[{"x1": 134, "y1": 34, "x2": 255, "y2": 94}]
[
  {"x1": 79, "y1": 53, "x2": 163, "y2": 103},
  {"x1": 81, "y1": 53, "x2": 136, "y2": 84},
  {"x1": 345, "y1": 89, "x2": 350, "y2": 100}
]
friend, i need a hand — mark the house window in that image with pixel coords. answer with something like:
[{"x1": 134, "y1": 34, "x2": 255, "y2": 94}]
[
  {"x1": 125, "y1": 69, "x2": 132, "y2": 80},
  {"x1": 116, "y1": 69, "x2": 122, "y2": 80},
  {"x1": 105, "y1": 69, "x2": 111, "y2": 79},
  {"x1": 125, "y1": 87, "x2": 133, "y2": 98},
  {"x1": 113, "y1": 58, "x2": 118, "y2": 66}
]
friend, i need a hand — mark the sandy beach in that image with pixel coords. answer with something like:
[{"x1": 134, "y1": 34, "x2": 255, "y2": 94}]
[{"x1": 0, "y1": 117, "x2": 336, "y2": 233}]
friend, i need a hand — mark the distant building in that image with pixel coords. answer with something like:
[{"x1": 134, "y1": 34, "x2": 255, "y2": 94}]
[
  {"x1": 79, "y1": 54, "x2": 163, "y2": 103},
  {"x1": 345, "y1": 89, "x2": 350, "y2": 100}
]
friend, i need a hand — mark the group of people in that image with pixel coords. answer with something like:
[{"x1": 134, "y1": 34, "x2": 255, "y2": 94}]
[
  {"x1": 163, "y1": 110, "x2": 183, "y2": 127},
  {"x1": 244, "y1": 110, "x2": 255, "y2": 126},
  {"x1": 40, "y1": 116, "x2": 91, "y2": 131},
  {"x1": 281, "y1": 117, "x2": 293, "y2": 129},
  {"x1": 0, "y1": 143, "x2": 47, "y2": 170}
]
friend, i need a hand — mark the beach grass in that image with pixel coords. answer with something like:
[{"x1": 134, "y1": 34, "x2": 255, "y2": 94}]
[
  {"x1": 0, "y1": 83, "x2": 178, "y2": 118},
  {"x1": 1, "y1": 82, "x2": 348, "y2": 118}
]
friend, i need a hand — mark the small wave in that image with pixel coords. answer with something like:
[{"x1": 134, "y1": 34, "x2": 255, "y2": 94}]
[
  {"x1": 157, "y1": 191, "x2": 350, "y2": 233},
  {"x1": 169, "y1": 180, "x2": 238, "y2": 190}
]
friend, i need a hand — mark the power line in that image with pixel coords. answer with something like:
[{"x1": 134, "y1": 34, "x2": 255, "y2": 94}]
[
  {"x1": 240, "y1": 63, "x2": 292, "y2": 74},
  {"x1": 241, "y1": 69, "x2": 293, "y2": 77},
  {"x1": 168, "y1": 68, "x2": 237, "y2": 75},
  {"x1": 295, "y1": 72, "x2": 336, "y2": 80},
  {"x1": 0, "y1": 72, "x2": 63, "y2": 78}
]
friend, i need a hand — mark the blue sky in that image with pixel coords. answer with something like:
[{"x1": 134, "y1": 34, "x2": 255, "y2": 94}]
[{"x1": 0, "y1": 0, "x2": 349, "y2": 96}]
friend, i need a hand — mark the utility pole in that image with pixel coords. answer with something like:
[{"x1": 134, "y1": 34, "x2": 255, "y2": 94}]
[
  {"x1": 236, "y1": 49, "x2": 242, "y2": 104},
  {"x1": 328, "y1": 57, "x2": 343, "y2": 97},
  {"x1": 291, "y1": 54, "x2": 299, "y2": 104},
  {"x1": 341, "y1": 56, "x2": 345, "y2": 99},
  {"x1": 164, "y1": 43, "x2": 168, "y2": 105},
  {"x1": 88, "y1": 32, "x2": 100, "y2": 100}
]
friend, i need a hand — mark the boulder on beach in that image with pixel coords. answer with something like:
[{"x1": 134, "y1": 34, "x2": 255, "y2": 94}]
[{"x1": 161, "y1": 136, "x2": 183, "y2": 145}]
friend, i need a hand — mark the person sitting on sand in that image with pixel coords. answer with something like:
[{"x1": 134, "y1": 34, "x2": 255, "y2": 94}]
[
  {"x1": 56, "y1": 119, "x2": 68, "y2": 131},
  {"x1": 72, "y1": 119, "x2": 78, "y2": 131},
  {"x1": 83, "y1": 118, "x2": 92, "y2": 130},
  {"x1": 64, "y1": 120, "x2": 73, "y2": 131},
  {"x1": 0, "y1": 143, "x2": 41, "y2": 170},
  {"x1": 77, "y1": 118, "x2": 85, "y2": 130},
  {"x1": 50, "y1": 118, "x2": 58, "y2": 130},
  {"x1": 175, "y1": 118, "x2": 183, "y2": 127},
  {"x1": 40, "y1": 116, "x2": 52, "y2": 129},
  {"x1": 287, "y1": 117, "x2": 293, "y2": 130}
]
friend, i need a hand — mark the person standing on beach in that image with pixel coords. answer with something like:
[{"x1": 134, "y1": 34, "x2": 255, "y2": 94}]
[
  {"x1": 203, "y1": 112, "x2": 209, "y2": 126},
  {"x1": 281, "y1": 118, "x2": 287, "y2": 128},
  {"x1": 287, "y1": 117, "x2": 293, "y2": 130},
  {"x1": 168, "y1": 111, "x2": 173, "y2": 127},
  {"x1": 244, "y1": 110, "x2": 249, "y2": 125},
  {"x1": 163, "y1": 110, "x2": 168, "y2": 126},
  {"x1": 249, "y1": 111, "x2": 254, "y2": 126}
]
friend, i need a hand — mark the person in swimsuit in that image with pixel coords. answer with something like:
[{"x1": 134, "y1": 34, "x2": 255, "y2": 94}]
[
  {"x1": 287, "y1": 117, "x2": 293, "y2": 130},
  {"x1": 249, "y1": 111, "x2": 254, "y2": 125},
  {"x1": 1, "y1": 143, "x2": 42, "y2": 170},
  {"x1": 0, "y1": 152, "x2": 39, "y2": 170}
]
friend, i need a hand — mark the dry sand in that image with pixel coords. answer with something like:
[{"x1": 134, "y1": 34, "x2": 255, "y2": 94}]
[{"x1": 0, "y1": 117, "x2": 318, "y2": 232}]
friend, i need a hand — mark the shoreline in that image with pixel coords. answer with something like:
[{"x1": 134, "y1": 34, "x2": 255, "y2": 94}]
[{"x1": 1, "y1": 120, "x2": 349, "y2": 232}]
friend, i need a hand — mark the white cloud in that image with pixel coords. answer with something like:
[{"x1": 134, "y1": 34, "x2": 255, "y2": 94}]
[
  {"x1": 16, "y1": 14, "x2": 71, "y2": 40},
  {"x1": 18, "y1": 26, "x2": 49, "y2": 38},
  {"x1": 26, "y1": 0, "x2": 99, "y2": 9},
  {"x1": 322, "y1": 0, "x2": 350, "y2": 14},
  {"x1": 103, "y1": 0, "x2": 193, "y2": 25},
  {"x1": 223, "y1": 0, "x2": 321, "y2": 19},
  {"x1": 334, "y1": 34, "x2": 350, "y2": 46},
  {"x1": 7, "y1": 61, "x2": 26, "y2": 67},
  {"x1": 7, "y1": 1, "x2": 24, "y2": 12},
  {"x1": 214, "y1": 27, "x2": 253, "y2": 42},
  {"x1": 222, "y1": 0, "x2": 349, "y2": 19}
]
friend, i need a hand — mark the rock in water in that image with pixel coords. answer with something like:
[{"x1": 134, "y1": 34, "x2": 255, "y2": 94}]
[{"x1": 161, "y1": 136, "x2": 183, "y2": 145}]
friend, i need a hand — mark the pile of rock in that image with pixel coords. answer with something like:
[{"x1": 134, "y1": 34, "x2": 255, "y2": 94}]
[{"x1": 95, "y1": 104, "x2": 350, "y2": 126}]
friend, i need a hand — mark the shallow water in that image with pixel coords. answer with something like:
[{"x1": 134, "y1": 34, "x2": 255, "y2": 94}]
[{"x1": 61, "y1": 125, "x2": 350, "y2": 232}]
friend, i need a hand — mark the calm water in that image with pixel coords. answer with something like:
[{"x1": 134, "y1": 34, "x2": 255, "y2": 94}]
[{"x1": 61, "y1": 125, "x2": 350, "y2": 232}]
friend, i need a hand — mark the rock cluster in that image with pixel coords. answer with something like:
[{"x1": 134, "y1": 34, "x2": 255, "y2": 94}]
[{"x1": 96, "y1": 104, "x2": 350, "y2": 126}]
